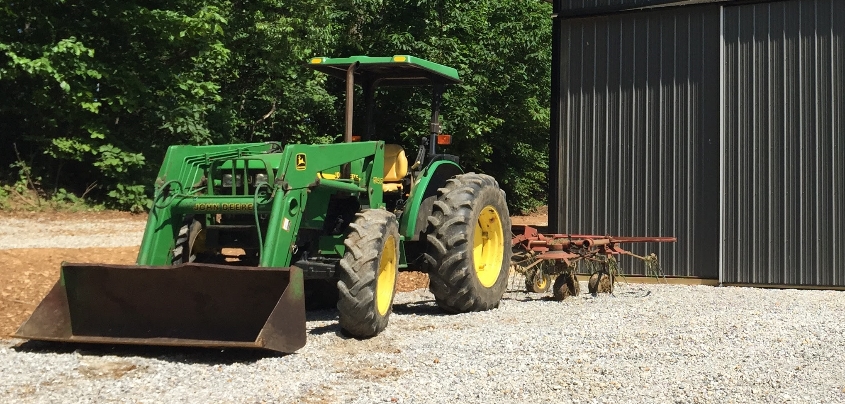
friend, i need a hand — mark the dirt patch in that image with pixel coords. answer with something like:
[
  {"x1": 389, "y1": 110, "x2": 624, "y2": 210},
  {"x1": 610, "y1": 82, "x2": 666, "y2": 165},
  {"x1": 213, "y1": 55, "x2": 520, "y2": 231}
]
[
  {"x1": 0, "y1": 247, "x2": 139, "y2": 338},
  {"x1": 511, "y1": 205, "x2": 548, "y2": 226},
  {"x1": 348, "y1": 364, "x2": 405, "y2": 381},
  {"x1": 397, "y1": 271, "x2": 428, "y2": 293},
  {"x1": 78, "y1": 358, "x2": 144, "y2": 379}
]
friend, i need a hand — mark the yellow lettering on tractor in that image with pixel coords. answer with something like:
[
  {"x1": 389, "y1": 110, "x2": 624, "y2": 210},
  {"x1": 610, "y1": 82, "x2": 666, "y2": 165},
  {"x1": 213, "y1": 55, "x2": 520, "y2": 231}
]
[
  {"x1": 221, "y1": 203, "x2": 254, "y2": 211},
  {"x1": 193, "y1": 203, "x2": 254, "y2": 211},
  {"x1": 194, "y1": 203, "x2": 220, "y2": 211},
  {"x1": 372, "y1": 177, "x2": 384, "y2": 184}
]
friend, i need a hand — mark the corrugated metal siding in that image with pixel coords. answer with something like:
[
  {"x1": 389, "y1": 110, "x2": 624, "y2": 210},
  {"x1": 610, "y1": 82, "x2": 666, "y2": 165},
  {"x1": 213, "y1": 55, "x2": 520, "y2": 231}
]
[
  {"x1": 721, "y1": 0, "x2": 845, "y2": 285},
  {"x1": 555, "y1": 0, "x2": 730, "y2": 15},
  {"x1": 553, "y1": 5, "x2": 721, "y2": 277}
]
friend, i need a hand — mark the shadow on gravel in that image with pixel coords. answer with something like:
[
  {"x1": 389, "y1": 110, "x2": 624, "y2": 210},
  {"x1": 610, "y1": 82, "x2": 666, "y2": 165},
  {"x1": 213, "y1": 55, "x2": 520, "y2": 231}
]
[
  {"x1": 10, "y1": 309, "x2": 353, "y2": 362},
  {"x1": 305, "y1": 308, "x2": 338, "y2": 322},
  {"x1": 391, "y1": 300, "x2": 447, "y2": 316},
  {"x1": 307, "y1": 323, "x2": 341, "y2": 336},
  {"x1": 12, "y1": 340, "x2": 282, "y2": 364},
  {"x1": 306, "y1": 302, "x2": 450, "y2": 337},
  {"x1": 305, "y1": 308, "x2": 343, "y2": 337},
  {"x1": 612, "y1": 288, "x2": 652, "y2": 298},
  {"x1": 500, "y1": 292, "x2": 558, "y2": 303}
]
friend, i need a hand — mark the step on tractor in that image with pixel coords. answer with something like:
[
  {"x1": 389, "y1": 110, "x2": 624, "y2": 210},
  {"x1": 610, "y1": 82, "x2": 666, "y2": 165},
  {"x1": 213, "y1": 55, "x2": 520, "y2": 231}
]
[{"x1": 15, "y1": 55, "x2": 512, "y2": 353}]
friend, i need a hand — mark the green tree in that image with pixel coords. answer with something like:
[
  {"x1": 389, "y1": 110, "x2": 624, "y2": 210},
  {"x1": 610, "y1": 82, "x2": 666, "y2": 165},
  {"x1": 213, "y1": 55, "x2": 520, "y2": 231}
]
[
  {"x1": 1, "y1": 1, "x2": 233, "y2": 210},
  {"x1": 209, "y1": 1, "x2": 341, "y2": 145},
  {"x1": 1, "y1": 0, "x2": 551, "y2": 213},
  {"x1": 0, "y1": 0, "x2": 340, "y2": 210}
]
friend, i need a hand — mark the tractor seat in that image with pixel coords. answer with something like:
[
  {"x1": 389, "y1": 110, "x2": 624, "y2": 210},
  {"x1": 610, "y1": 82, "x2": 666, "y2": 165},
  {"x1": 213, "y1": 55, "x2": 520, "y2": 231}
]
[{"x1": 383, "y1": 144, "x2": 408, "y2": 193}]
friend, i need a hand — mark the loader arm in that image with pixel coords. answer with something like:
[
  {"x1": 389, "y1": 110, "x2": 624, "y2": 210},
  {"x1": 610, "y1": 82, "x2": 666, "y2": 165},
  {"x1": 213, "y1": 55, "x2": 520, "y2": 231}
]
[{"x1": 137, "y1": 141, "x2": 386, "y2": 267}]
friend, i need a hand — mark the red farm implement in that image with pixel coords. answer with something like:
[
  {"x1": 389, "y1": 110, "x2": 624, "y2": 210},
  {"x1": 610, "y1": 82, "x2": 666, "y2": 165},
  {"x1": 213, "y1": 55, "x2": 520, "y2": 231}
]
[{"x1": 510, "y1": 226, "x2": 677, "y2": 299}]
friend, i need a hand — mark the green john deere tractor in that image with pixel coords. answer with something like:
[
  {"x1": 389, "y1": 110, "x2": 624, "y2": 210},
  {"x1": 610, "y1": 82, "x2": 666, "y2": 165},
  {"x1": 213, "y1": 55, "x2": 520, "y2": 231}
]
[{"x1": 15, "y1": 55, "x2": 511, "y2": 353}]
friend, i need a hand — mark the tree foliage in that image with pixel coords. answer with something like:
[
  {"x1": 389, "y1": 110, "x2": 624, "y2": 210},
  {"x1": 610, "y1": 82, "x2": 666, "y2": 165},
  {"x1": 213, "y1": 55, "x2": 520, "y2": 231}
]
[{"x1": 0, "y1": 0, "x2": 550, "y2": 213}]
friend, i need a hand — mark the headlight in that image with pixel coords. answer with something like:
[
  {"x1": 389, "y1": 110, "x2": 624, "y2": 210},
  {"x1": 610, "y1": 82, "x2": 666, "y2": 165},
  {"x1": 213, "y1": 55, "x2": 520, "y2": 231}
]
[
  {"x1": 222, "y1": 174, "x2": 242, "y2": 187},
  {"x1": 254, "y1": 173, "x2": 268, "y2": 185}
]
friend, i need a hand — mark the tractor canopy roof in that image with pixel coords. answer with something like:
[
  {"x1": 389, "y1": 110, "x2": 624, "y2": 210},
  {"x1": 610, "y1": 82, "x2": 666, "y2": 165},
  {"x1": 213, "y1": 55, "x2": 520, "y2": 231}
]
[{"x1": 307, "y1": 55, "x2": 461, "y2": 86}]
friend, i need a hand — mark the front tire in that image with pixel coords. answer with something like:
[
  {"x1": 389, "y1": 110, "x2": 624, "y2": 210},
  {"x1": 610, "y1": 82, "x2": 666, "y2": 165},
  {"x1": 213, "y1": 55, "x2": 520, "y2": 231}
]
[
  {"x1": 426, "y1": 173, "x2": 511, "y2": 313},
  {"x1": 337, "y1": 209, "x2": 400, "y2": 338},
  {"x1": 172, "y1": 218, "x2": 203, "y2": 265}
]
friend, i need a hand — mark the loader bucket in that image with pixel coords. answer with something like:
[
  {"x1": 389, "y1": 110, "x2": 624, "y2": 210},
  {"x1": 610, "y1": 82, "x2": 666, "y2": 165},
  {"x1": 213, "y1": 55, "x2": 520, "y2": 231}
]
[{"x1": 13, "y1": 263, "x2": 306, "y2": 354}]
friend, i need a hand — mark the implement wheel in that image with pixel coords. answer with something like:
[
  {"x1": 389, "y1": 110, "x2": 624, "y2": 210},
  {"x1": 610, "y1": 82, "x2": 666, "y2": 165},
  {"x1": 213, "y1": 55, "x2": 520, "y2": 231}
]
[
  {"x1": 426, "y1": 173, "x2": 511, "y2": 313},
  {"x1": 525, "y1": 265, "x2": 551, "y2": 293},
  {"x1": 588, "y1": 271, "x2": 614, "y2": 294},
  {"x1": 337, "y1": 209, "x2": 400, "y2": 338},
  {"x1": 552, "y1": 271, "x2": 580, "y2": 301}
]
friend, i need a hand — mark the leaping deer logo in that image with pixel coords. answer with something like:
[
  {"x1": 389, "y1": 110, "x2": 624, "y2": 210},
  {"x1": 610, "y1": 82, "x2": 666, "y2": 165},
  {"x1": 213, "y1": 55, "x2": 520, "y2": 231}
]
[{"x1": 295, "y1": 153, "x2": 307, "y2": 170}]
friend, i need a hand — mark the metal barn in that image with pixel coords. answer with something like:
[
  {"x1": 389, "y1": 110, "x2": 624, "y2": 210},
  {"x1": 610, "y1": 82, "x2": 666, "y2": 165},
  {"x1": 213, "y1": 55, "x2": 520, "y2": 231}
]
[{"x1": 549, "y1": 0, "x2": 845, "y2": 286}]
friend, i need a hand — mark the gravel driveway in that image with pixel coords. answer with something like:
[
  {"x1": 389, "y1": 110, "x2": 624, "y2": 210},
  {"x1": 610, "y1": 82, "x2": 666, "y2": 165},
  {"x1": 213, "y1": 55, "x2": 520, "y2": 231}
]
[{"x1": 1, "y1": 215, "x2": 844, "y2": 403}]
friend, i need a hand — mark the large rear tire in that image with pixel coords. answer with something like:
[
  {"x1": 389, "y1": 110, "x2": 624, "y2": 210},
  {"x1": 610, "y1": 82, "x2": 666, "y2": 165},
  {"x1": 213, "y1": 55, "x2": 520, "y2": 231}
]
[
  {"x1": 337, "y1": 209, "x2": 400, "y2": 338},
  {"x1": 426, "y1": 173, "x2": 511, "y2": 313}
]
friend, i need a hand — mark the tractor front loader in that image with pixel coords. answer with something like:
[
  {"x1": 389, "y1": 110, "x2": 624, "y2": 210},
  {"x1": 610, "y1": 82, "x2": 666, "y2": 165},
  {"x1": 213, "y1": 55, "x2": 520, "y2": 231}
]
[{"x1": 15, "y1": 55, "x2": 512, "y2": 353}]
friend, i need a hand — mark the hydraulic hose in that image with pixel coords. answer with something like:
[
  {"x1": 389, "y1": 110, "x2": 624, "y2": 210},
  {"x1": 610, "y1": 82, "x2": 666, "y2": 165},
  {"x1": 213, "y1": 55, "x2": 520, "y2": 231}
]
[
  {"x1": 253, "y1": 182, "x2": 272, "y2": 258},
  {"x1": 152, "y1": 180, "x2": 184, "y2": 210}
]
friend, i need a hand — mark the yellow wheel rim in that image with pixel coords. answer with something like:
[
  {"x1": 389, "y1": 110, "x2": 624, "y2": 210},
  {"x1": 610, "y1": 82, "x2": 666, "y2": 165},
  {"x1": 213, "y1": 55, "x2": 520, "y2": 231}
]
[
  {"x1": 534, "y1": 275, "x2": 548, "y2": 290},
  {"x1": 376, "y1": 235, "x2": 397, "y2": 316},
  {"x1": 473, "y1": 205, "x2": 505, "y2": 288}
]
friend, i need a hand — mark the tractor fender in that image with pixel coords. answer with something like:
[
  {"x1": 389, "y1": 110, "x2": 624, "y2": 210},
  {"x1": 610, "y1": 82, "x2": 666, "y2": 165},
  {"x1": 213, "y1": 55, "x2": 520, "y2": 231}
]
[{"x1": 399, "y1": 160, "x2": 463, "y2": 241}]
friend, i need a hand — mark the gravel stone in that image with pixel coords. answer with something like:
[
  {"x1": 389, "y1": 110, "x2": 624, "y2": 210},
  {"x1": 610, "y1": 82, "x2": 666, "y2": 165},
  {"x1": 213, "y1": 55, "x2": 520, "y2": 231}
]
[
  {"x1": 0, "y1": 217, "x2": 146, "y2": 249},
  {"x1": 1, "y1": 216, "x2": 844, "y2": 403}
]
